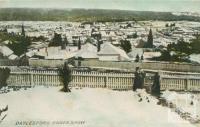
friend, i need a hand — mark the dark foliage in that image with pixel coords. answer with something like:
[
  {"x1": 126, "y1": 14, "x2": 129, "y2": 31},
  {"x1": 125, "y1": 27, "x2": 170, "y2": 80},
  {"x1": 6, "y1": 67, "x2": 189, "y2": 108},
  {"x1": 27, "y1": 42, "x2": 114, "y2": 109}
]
[
  {"x1": 7, "y1": 36, "x2": 31, "y2": 56},
  {"x1": 135, "y1": 54, "x2": 140, "y2": 62},
  {"x1": 49, "y1": 33, "x2": 62, "y2": 47},
  {"x1": 97, "y1": 39, "x2": 103, "y2": 52},
  {"x1": 120, "y1": 39, "x2": 132, "y2": 53},
  {"x1": 59, "y1": 63, "x2": 71, "y2": 92},
  {"x1": 0, "y1": 68, "x2": 10, "y2": 89},
  {"x1": 154, "y1": 35, "x2": 200, "y2": 62},
  {"x1": 3, "y1": 25, "x2": 31, "y2": 56},
  {"x1": 78, "y1": 37, "x2": 81, "y2": 50},
  {"x1": 144, "y1": 29, "x2": 153, "y2": 48},
  {"x1": 190, "y1": 35, "x2": 200, "y2": 54}
]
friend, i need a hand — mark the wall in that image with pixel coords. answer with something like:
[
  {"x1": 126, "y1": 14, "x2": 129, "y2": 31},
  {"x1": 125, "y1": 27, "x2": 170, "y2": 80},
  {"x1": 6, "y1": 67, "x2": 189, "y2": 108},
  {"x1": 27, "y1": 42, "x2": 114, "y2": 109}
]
[
  {"x1": 80, "y1": 60, "x2": 200, "y2": 72},
  {"x1": 29, "y1": 59, "x2": 67, "y2": 68},
  {"x1": 0, "y1": 59, "x2": 20, "y2": 66}
]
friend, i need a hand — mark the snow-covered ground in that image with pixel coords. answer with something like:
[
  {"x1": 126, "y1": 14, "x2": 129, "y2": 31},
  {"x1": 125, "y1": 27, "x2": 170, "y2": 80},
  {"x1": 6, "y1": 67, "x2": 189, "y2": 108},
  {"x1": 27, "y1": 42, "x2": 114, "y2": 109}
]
[
  {"x1": 162, "y1": 91, "x2": 200, "y2": 123},
  {"x1": 0, "y1": 87, "x2": 195, "y2": 127}
]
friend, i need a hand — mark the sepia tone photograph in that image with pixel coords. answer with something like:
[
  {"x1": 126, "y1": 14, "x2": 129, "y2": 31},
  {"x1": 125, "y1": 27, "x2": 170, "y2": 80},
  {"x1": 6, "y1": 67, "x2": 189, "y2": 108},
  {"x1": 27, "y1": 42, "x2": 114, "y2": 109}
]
[{"x1": 0, "y1": 0, "x2": 200, "y2": 127}]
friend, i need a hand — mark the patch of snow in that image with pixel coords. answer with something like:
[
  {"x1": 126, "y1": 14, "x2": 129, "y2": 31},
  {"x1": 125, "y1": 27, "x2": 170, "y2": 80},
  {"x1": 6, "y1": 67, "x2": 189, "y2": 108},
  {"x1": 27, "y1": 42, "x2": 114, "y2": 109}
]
[
  {"x1": 190, "y1": 54, "x2": 200, "y2": 64},
  {"x1": 0, "y1": 87, "x2": 194, "y2": 127},
  {"x1": 162, "y1": 90, "x2": 200, "y2": 121}
]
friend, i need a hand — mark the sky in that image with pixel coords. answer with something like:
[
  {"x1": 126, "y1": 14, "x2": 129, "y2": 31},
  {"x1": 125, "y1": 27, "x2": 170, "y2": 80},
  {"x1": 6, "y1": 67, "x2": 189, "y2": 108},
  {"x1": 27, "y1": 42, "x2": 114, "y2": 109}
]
[{"x1": 0, "y1": 0, "x2": 200, "y2": 12}]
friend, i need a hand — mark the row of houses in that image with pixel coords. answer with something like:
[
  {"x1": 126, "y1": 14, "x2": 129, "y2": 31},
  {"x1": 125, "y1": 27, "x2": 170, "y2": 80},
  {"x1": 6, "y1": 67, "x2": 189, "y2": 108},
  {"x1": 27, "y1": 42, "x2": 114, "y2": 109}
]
[{"x1": 27, "y1": 42, "x2": 133, "y2": 61}]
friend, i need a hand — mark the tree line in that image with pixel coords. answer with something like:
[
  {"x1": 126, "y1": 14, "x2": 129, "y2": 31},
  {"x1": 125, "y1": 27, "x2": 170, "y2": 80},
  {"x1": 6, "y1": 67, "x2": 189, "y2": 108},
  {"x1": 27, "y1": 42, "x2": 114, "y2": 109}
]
[
  {"x1": 155, "y1": 35, "x2": 200, "y2": 62},
  {"x1": 0, "y1": 8, "x2": 200, "y2": 22}
]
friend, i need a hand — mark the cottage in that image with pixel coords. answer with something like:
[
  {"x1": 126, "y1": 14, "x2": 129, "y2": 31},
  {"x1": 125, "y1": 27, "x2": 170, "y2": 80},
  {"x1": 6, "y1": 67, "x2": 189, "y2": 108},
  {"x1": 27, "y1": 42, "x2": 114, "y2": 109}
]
[
  {"x1": 98, "y1": 42, "x2": 130, "y2": 61},
  {"x1": 75, "y1": 43, "x2": 98, "y2": 60},
  {"x1": 0, "y1": 45, "x2": 18, "y2": 60}
]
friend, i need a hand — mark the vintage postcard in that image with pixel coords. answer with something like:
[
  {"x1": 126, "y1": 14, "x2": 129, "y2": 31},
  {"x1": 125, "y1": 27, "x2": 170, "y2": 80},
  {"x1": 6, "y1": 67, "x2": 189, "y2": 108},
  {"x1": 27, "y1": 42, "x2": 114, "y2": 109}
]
[{"x1": 0, "y1": 0, "x2": 200, "y2": 127}]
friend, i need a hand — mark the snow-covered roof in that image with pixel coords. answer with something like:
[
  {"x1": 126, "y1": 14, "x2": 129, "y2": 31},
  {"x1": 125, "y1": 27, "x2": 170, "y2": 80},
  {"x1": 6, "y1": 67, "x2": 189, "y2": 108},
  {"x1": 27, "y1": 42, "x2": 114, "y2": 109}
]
[
  {"x1": 34, "y1": 46, "x2": 75, "y2": 60},
  {"x1": 0, "y1": 45, "x2": 13, "y2": 57},
  {"x1": 143, "y1": 52, "x2": 161, "y2": 59},
  {"x1": 190, "y1": 54, "x2": 200, "y2": 64},
  {"x1": 98, "y1": 42, "x2": 130, "y2": 61},
  {"x1": 8, "y1": 54, "x2": 18, "y2": 60},
  {"x1": 26, "y1": 50, "x2": 37, "y2": 57},
  {"x1": 75, "y1": 43, "x2": 98, "y2": 59},
  {"x1": 128, "y1": 48, "x2": 143, "y2": 59}
]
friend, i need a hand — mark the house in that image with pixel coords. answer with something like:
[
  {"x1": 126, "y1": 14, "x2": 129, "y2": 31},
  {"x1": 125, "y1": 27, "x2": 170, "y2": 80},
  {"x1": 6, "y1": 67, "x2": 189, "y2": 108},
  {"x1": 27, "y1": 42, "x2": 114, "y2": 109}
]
[
  {"x1": 75, "y1": 43, "x2": 98, "y2": 60},
  {"x1": 0, "y1": 45, "x2": 18, "y2": 60},
  {"x1": 97, "y1": 42, "x2": 130, "y2": 61},
  {"x1": 33, "y1": 46, "x2": 75, "y2": 60}
]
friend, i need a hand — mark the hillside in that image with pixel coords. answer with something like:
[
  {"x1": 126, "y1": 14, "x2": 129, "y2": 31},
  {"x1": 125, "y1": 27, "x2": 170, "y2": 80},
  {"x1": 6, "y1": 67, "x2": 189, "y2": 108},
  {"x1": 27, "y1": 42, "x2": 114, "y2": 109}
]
[{"x1": 0, "y1": 8, "x2": 200, "y2": 22}]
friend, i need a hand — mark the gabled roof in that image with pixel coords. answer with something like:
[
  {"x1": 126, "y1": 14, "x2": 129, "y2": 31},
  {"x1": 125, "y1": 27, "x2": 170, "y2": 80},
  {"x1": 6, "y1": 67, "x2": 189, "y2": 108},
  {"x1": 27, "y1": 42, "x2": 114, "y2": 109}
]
[
  {"x1": 75, "y1": 43, "x2": 98, "y2": 59},
  {"x1": 0, "y1": 45, "x2": 13, "y2": 57},
  {"x1": 98, "y1": 42, "x2": 130, "y2": 61},
  {"x1": 8, "y1": 54, "x2": 18, "y2": 60}
]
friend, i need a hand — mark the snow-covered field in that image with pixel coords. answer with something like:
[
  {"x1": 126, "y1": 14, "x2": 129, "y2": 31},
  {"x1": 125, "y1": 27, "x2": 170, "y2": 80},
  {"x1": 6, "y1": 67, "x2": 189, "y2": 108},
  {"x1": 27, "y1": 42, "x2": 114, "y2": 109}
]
[
  {"x1": 0, "y1": 87, "x2": 195, "y2": 127},
  {"x1": 162, "y1": 91, "x2": 200, "y2": 123}
]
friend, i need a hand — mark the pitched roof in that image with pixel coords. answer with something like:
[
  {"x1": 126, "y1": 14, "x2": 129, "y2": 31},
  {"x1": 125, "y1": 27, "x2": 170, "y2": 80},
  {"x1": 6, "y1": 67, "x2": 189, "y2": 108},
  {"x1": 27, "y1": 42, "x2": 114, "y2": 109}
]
[
  {"x1": 0, "y1": 45, "x2": 13, "y2": 57},
  {"x1": 75, "y1": 43, "x2": 98, "y2": 59},
  {"x1": 98, "y1": 42, "x2": 130, "y2": 61}
]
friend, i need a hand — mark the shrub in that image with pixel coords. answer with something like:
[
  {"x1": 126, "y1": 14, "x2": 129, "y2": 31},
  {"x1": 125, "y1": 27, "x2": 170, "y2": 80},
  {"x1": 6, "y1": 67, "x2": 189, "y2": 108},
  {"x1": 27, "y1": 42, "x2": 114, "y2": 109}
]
[
  {"x1": 59, "y1": 63, "x2": 71, "y2": 92},
  {"x1": 0, "y1": 68, "x2": 10, "y2": 89}
]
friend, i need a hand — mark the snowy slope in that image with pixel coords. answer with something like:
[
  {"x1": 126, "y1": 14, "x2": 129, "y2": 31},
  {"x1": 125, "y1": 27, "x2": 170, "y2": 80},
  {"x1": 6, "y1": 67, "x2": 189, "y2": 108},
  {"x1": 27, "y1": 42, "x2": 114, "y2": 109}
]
[
  {"x1": 0, "y1": 87, "x2": 194, "y2": 127},
  {"x1": 162, "y1": 91, "x2": 200, "y2": 122}
]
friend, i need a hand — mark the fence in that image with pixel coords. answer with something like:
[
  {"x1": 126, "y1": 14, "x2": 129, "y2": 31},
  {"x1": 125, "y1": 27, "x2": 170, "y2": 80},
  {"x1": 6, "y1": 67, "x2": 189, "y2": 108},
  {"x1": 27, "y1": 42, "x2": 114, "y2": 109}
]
[
  {"x1": 7, "y1": 69, "x2": 134, "y2": 90},
  {"x1": 161, "y1": 75, "x2": 200, "y2": 91},
  {"x1": 3, "y1": 67, "x2": 200, "y2": 91}
]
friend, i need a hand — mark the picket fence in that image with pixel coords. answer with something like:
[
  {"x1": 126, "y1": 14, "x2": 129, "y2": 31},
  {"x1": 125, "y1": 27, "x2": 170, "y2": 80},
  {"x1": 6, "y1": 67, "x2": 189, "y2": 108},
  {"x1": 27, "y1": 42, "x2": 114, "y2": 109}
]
[
  {"x1": 7, "y1": 69, "x2": 134, "y2": 90},
  {"x1": 4, "y1": 67, "x2": 200, "y2": 91}
]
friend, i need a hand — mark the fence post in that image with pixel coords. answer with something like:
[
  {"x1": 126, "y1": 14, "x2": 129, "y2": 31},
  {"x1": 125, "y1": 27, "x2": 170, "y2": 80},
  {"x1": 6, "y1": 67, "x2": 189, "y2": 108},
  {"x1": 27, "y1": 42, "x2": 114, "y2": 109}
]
[
  {"x1": 30, "y1": 72, "x2": 34, "y2": 86},
  {"x1": 185, "y1": 78, "x2": 188, "y2": 90},
  {"x1": 104, "y1": 76, "x2": 107, "y2": 88}
]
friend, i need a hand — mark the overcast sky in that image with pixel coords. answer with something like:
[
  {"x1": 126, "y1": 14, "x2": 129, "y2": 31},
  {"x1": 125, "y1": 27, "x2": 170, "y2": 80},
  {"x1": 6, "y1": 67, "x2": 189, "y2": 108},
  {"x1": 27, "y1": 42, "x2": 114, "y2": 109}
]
[{"x1": 0, "y1": 0, "x2": 200, "y2": 12}]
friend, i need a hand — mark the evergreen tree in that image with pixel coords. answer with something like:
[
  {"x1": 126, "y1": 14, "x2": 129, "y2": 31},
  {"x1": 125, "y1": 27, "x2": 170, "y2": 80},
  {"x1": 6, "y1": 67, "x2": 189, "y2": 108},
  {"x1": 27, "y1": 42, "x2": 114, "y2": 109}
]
[
  {"x1": 0, "y1": 68, "x2": 10, "y2": 89},
  {"x1": 49, "y1": 32, "x2": 62, "y2": 47},
  {"x1": 133, "y1": 32, "x2": 138, "y2": 38},
  {"x1": 78, "y1": 37, "x2": 81, "y2": 50},
  {"x1": 135, "y1": 54, "x2": 140, "y2": 62},
  {"x1": 120, "y1": 39, "x2": 132, "y2": 53},
  {"x1": 190, "y1": 35, "x2": 200, "y2": 54},
  {"x1": 97, "y1": 39, "x2": 102, "y2": 52},
  {"x1": 59, "y1": 62, "x2": 71, "y2": 93},
  {"x1": 21, "y1": 24, "x2": 25, "y2": 37},
  {"x1": 61, "y1": 36, "x2": 67, "y2": 50},
  {"x1": 141, "y1": 54, "x2": 144, "y2": 61},
  {"x1": 146, "y1": 29, "x2": 153, "y2": 48},
  {"x1": 7, "y1": 25, "x2": 31, "y2": 56},
  {"x1": 159, "y1": 50, "x2": 171, "y2": 61}
]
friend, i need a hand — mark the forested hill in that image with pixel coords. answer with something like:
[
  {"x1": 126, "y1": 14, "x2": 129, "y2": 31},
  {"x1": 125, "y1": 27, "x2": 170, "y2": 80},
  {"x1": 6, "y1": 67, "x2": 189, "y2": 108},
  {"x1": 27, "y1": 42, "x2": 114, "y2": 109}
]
[{"x1": 0, "y1": 8, "x2": 199, "y2": 22}]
